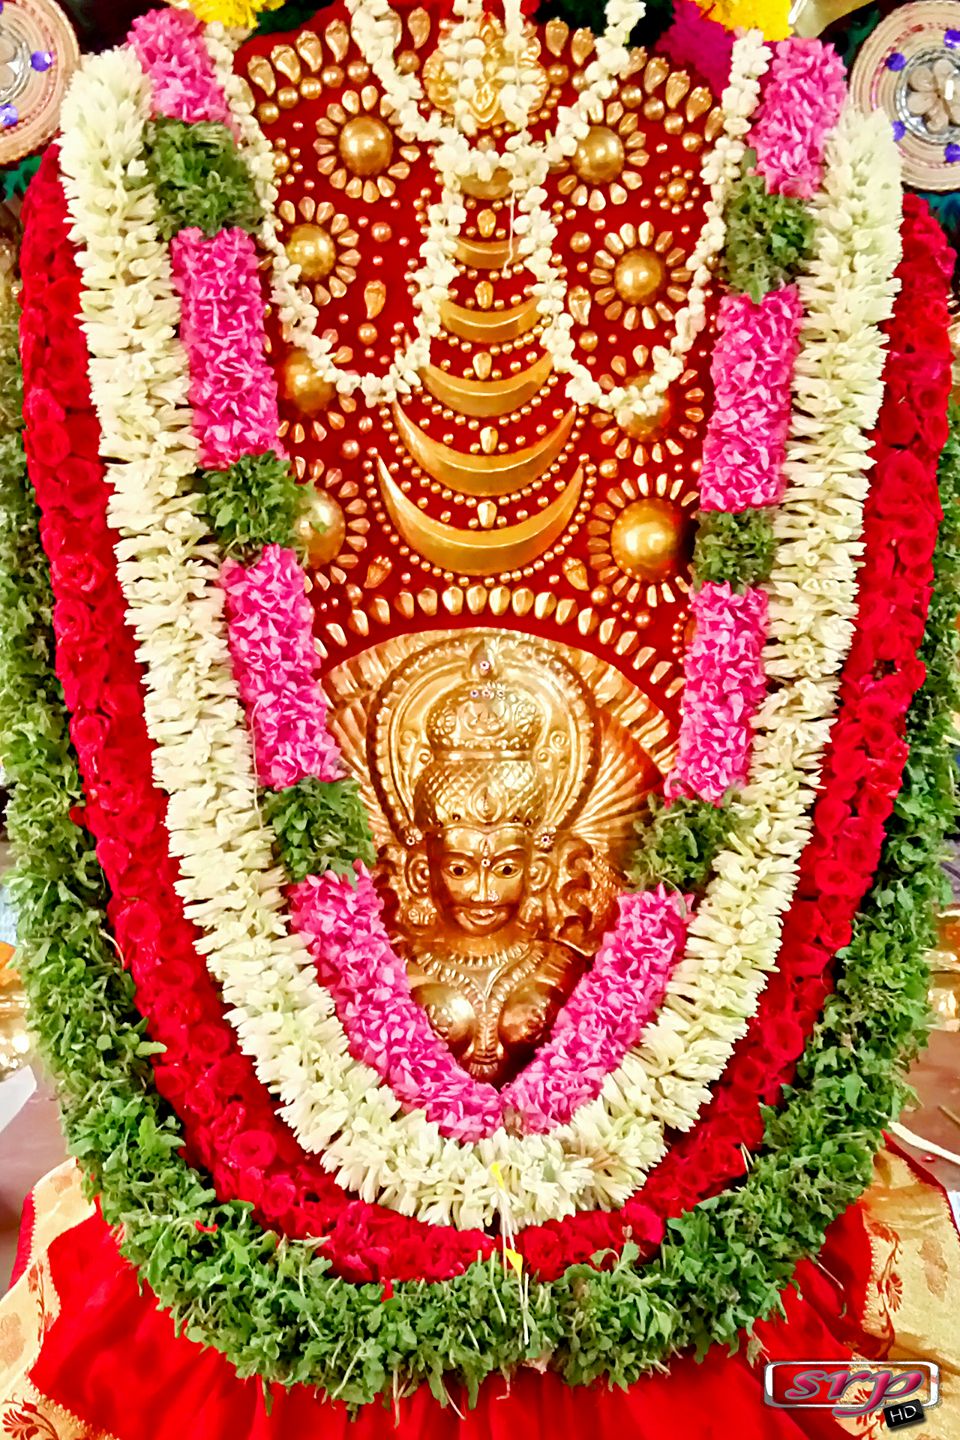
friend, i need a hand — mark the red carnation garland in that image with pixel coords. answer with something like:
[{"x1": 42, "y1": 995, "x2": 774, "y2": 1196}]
[{"x1": 18, "y1": 142, "x2": 951, "y2": 1283}]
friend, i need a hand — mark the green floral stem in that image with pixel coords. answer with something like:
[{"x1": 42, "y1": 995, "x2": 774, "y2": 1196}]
[
  {"x1": 200, "y1": 450, "x2": 305, "y2": 559},
  {"x1": 265, "y1": 775, "x2": 376, "y2": 883},
  {"x1": 143, "y1": 118, "x2": 263, "y2": 240},
  {"x1": 691, "y1": 508, "x2": 777, "y2": 591}
]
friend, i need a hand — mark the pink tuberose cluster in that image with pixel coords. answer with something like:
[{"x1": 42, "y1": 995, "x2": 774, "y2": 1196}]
[
  {"x1": 290, "y1": 868, "x2": 505, "y2": 1142},
  {"x1": 170, "y1": 227, "x2": 282, "y2": 468},
  {"x1": 501, "y1": 887, "x2": 690, "y2": 1132},
  {"x1": 221, "y1": 544, "x2": 343, "y2": 788},
  {"x1": 291, "y1": 870, "x2": 691, "y2": 1143},
  {"x1": 750, "y1": 39, "x2": 847, "y2": 199},
  {"x1": 129, "y1": 8, "x2": 233, "y2": 127},
  {"x1": 667, "y1": 583, "x2": 769, "y2": 804},
  {"x1": 699, "y1": 288, "x2": 803, "y2": 512}
]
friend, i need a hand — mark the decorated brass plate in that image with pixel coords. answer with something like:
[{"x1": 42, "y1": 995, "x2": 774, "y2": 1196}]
[
  {"x1": 0, "y1": 0, "x2": 77, "y2": 167},
  {"x1": 850, "y1": 0, "x2": 960, "y2": 190}
]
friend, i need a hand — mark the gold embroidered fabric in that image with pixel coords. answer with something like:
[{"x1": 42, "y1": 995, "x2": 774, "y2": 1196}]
[
  {"x1": 833, "y1": 1148, "x2": 960, "y2": 1440},
  {"x1": 0, "y1": 1163, "x2": 111, "y2": 1440}
]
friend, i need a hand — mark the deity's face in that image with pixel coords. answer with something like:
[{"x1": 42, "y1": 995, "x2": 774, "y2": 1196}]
[{"x1": 426, "y1": 823, "x2": 531, "y2": 936}]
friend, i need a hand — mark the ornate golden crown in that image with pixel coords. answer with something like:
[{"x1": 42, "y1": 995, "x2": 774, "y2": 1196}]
[
  {"x1": 425, "y1": 666, "x2": 542, "y2": 763},
  {"x1": 321, "y1": 629, "x2": 674, "y2": 855},
  {"x1": 413, "y1": 649, "x2": 547, "y2": 829}
]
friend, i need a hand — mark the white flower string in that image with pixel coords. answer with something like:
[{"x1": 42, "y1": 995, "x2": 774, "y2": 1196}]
[
  {"x1": 525, "y1": 30, "x2": 770, "y2": 421},
  {"x1": 56, "y1": 49, "x2": 611, "y2": 1234},
  {"x1": 210, "y1": 4, "x2": 766, "y2": 420},
  {"x1": 344, "y1": 0, "x2": 643, "y2": 155}
]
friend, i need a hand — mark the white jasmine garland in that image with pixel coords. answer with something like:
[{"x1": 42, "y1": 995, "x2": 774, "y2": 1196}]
[
  {"x1": 56, "y1": 44, "x2": 672, "y2": 1229},
  {"x1": 523, "y1": 30, "x2": 770, "y2": 421},
  {"x1": 59, "y1": 42, "x2": 901, "y2": 1230},
  {"x1": 210, "y1": 16, "x2": 765, "y2": 425},
  {"x1": 212, "y1": 7, "x2": 678, "y2": 414},
  {"x1": 617, "y1": 102, "x2": 902, "y2": 1126},
  {"x1": 342, "y1": 0, "x2": 645, "y2": 157},
  {"x1": 206, "y1": 23, "x2": 462, "y2": 403},
  {"x1": 207, "y1": 5, "x2": 653, "y2": 408}
]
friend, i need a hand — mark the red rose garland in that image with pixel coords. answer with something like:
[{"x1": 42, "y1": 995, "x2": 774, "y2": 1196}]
[
  {"x1": 19, "y1": 140, "x2": 951, "y2": 1284},
  {"x1": 514, "y1": 194, "x2": 952, "y2": 1270},
  {"x1": 632, "y1": 194, "x2": 951, "y2": 1221},
  {"x1": 20, "y1": 151, "x2": 496, "y2": 1282}
]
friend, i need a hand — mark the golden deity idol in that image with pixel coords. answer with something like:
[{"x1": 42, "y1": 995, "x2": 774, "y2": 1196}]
[{"x1": 325, "y1": 631, "x2": 674, "y2": 1084}]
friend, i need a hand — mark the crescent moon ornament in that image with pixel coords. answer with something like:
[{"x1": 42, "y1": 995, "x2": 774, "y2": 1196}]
[
  {"x1": 454, "y1": 233, "x2": 522, "y2": 269},
  {"x1": 392, "y1": 404, "x2": 576, "y2": 493},
  {"x1": 439, "y1": 295, "x2": 541, "y2": 343},
  {"x1": 376, "y1": 458, "x2": 584, "y2": 574},
  {"x1": 421, "y1": 353, "x2": 554, "y2": 417}
]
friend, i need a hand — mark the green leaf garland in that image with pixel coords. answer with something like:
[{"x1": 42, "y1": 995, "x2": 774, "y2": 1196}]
[
  {"x1": 0, "y1": 280, "x2": 23, "y2": 435},
  {"x1": 722, "y1": 173, "x2": 815, "y2": 302},
  {"x1": 143, "y1": 118, "x2": 264, "y2": 240},
  {"x1": 627, "y1": 793, "x2": 736, "y2": 892},
  {"x1": 264, "y1": 775, "x2": 376, "y2": 883},
  {"x1": 199, "y1": 449, "x2": 304, "y2": 558},
  {"x1": 691, "y1": 508, "x2": 777, "y2": 590},
  {"x1": 0, "y1": 154, "x2": 42, "y2": 204}
]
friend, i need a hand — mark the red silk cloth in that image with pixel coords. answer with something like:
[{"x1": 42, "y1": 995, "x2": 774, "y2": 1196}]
[{"x1": 5, "y1": 1177, "x2": 869, "y2": 1440}]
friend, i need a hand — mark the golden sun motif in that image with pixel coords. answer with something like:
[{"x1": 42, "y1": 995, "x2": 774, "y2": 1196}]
[
  {"x1": 590, "y1": 365, "x2": 705, "y2": 465},
  {"x1": 297, "y1": 467, "x2": 371, "y2": 593},
  {"x1": 314, "y1": 86, "x2": 419, "y2": 202},
  {"x1": 280, "y1": 197, "x2": 360, "y2": 309},
  {"x1": 586, "y1": 475, "x2": 695, "y2": 610},
  {"x1": 590, "y1": 222, "x2": 690, "y2": 332},
  {"x1": 557, "y1": 100, "x2": 648, "y2": 209}
]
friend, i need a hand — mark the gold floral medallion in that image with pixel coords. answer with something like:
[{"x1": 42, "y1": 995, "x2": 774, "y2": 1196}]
[{"x1": 422, "y1": 12, "x2": 549, "y2": 128}]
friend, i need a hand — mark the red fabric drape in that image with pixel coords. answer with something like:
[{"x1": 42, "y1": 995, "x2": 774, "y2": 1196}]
[{"x1": 14, "y1": 1201, "x2": 860, "y2": 1440}]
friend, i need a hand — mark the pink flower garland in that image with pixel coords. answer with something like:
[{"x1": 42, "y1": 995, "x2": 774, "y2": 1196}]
[
  {"x1": 698, "y1": 288, "x2": 803, "y2": 512},
  {"x1": 221, "y1": 545, "x2": 343, "y2": 787},
  {"x1": 289, "y1": 869, "x2": 691, "y2": 1142},
  {"x1": 667, "y1": 583, "x2": 769, "y2": 804},
  {"x1": 290, "y1": 868, "x2": 504, "y2": 1142},
  {"x1": 169, "y1": 227, "x2": 283, "y2": 468},
  {"x1": 500, "y1": 887, "x2": 690, "y2": 1132},
  {"x1": 129, "y1": 9, "x2": 233, "y2": 128},
  {"x1": 750, "y1": 39, "x2": 847, "y2": 200},
  {"x1": 656, "y1": 0, "x2": 734, "y2": 97}
]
